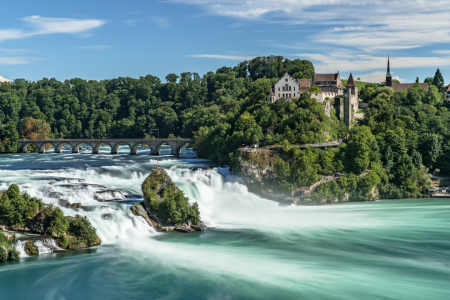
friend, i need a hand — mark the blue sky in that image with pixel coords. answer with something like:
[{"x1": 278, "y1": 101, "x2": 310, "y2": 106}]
[{"x1": 0, "y1": 0, "x2": 449, "y2": 84}]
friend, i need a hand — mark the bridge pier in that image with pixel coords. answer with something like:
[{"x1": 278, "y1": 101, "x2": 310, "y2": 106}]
[
  {"x1": 171, "y1": 148, "x2": 181, "y2": 156},
  {"x1": 150, "y1": 148, "x2": 160, "y2": 156},
  {"x1": 111, "y1": 149, "x2": 118, "y2": 154},
  {"x1": 130, "y1": 149, "x2": 138, "y2": 155}
]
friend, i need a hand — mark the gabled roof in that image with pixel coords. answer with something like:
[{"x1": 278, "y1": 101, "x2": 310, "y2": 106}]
[
  {"x1": 314, "y1": 73, "x2": 338, "y2": 82},
  {"x1": 298, "y1": 79, "x2": 312, "y2": 88},
  {"x1": 346, "y1": 73, "x2": 356, "y2": 87},
  {"x1": 391, "y1": 83, "x2": 428, "y2": 91},
  {"x1": 447, "y1": 85, "x2": 450, "y2": 92},
  {"x1": 268, "y1": 91, "x2": 275, "y2": 96}
]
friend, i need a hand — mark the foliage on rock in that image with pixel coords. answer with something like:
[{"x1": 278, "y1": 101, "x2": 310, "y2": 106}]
[{"x1": 142, "y1": 168, "x2": 200, "y2": 225}]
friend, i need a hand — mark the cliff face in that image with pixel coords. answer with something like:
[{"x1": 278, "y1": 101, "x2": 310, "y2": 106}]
[
  {"x1": 132, "y1": 167, "x2": 204, "y2": 233},
  {"x1": 238, "y1": 158, "x2": 275, "y2": 183}
]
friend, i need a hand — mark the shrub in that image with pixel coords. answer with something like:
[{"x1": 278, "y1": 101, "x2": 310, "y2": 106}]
[
  {"x1": 60, "y1": 235, "x2": 70, "y2": 249},
  {"x1": 47, "y1": 207, "x2": 68, "y2": 235},
  {"x1": 0, "y1": 248, "x2": 7, "y2": 262},
  {"x1": 8, "y1": 249, "x2": 20, "y2": 260},
  {"x1": 68, "y1": 215, "x2": 98, "y2": 246}
]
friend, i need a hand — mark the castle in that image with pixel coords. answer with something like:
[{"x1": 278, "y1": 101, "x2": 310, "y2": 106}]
[{"x1": 267, "y1": 72, "x2": 358, "y2": 126}]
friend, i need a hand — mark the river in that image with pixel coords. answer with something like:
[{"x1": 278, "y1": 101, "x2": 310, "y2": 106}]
[{"x1": 0, "y1": 145, "x2": 449, "y2": 299}]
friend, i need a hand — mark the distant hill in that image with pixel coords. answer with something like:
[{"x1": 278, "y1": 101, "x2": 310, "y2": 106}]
[{"x1": 341, "y1": 80, "x2": 370, "y2": 89}]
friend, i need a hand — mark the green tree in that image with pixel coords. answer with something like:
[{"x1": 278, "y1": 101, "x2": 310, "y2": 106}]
[{"x1": 433, "y1": 68, "x2": 445, "y2": 93}]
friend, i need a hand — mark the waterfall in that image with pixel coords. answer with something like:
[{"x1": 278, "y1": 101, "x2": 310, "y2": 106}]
[
  {"x1": 34, "y1": 240, "x2": 53, "y2": 254},
  {"x1": 14, "y1": 240, "x2": 28, "y2": 257}
]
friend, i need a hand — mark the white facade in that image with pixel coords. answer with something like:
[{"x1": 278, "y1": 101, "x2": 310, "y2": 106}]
[
  {"x1": 267, "y1": 73, "x2": 300, "y2": 102},
  {"x1": 310, "y1": 92, "x2": 335, "y2": 103}
]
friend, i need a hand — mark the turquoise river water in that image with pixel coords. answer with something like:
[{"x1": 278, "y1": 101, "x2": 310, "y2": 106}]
[{"x1": 0, "y1": 145, "x2": 449, "y2": 299}]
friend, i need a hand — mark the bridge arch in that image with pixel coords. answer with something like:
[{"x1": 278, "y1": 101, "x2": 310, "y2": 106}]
[
  {"x1": 152, "y1": 141, "x2": 172, "y2": 156},
  {"x1": 111, "y1": 142, "x2": 133, "y2": 154},
  {"x1": 55, "y1": 142, "x2": 71, "y2": 153},
  {"x1": 170, "y1": 141, "x2": 190, "y2": 156},
  {"x1": 22, "y1": 143, "x2": 39, "y2": 153},
  {"x1": 92, "y1": 142, "x2": 113, "y2": 154},
  {"x1": 71, "y1": 142, "x2": 95, "y2": 153},
  {"x1": 130, "y1": 142, "x2": 151, "y2": 155},
  {"x1": 38, "y1": 142, "x2": 56, "y2": 154}
]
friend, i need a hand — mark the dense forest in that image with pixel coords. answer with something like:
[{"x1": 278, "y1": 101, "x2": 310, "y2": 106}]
[
  {"x1": 0, "y1": 56, "x2": 347, "y2": 163},
  {"x1": 270, "y1": 70, "x2": 450, "y2": 201},
  {"x1": 1, "y1": 56, "x2": 449, "y2": 200}
]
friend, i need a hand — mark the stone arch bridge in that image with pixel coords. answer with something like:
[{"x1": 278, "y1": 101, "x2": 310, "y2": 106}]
[{"x1": 18, "y1": 138, "x2": 192, "y2": 156}]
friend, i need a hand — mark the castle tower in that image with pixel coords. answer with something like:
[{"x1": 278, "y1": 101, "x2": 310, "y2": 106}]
[
  {"x1": 344, "y1": 73, "x2": 357, "y2": 126},
  {"x1": 386, "y1": 55, "x2": 392, "y2": 87}
]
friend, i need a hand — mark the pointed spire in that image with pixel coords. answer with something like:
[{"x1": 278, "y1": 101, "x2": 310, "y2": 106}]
[
  {"x1": 346, "y1": 73, "x2": 356, "y2": 87},
  {"x1": 386, "y1": 55, "x2": 392, "y2": 78}
]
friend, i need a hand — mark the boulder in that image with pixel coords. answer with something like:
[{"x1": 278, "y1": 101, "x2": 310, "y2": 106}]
[
  {"x1": 58, "y1": 199, "x2": 70, "y2": 207},
  {"x1": 48, "y1": 192, "x2": 64, "y2": 199},
  {"x1": 25, "y1": 239, "x2": 38, "y2": 255},
  {"x1": 101, "y1": 214, "x2": 113, "y2": 221},
  {"x1": 94, "y1": 190, "x2": 127, "y2": 201},
  {"x1": 26, "y1": 211, "x2": 51, "y2": 233}
]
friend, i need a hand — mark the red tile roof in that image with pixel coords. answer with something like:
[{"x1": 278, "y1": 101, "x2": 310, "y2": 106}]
[
  {"x1": 345, "y1": 73, "x2": 356, "y2": 87},
  {"x1": 314, "y1": 73, "x2": 338, "y2": 82},
  {"x1": 392, "y1": 83, "x2": 428, "y2": 91},
  {"x1": 298, "y1": 79, "x2": 312, "y2": 88},
  {"x1": 268, "y1": 91, "x2": 275, "y2": 96}
]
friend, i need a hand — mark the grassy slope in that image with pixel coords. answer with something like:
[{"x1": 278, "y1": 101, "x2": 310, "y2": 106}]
[{"x1": 341, "y1": 80, "x2": 370, "y2": 89}]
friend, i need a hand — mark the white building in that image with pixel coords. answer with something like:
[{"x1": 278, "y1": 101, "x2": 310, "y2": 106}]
[{"x1": 267, "y1": 73, "x2": 301, "y2": 102}]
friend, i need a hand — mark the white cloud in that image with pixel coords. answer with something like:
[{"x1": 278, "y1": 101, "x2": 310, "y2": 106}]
[
  {"x1": 151, "y1": 17, "x2": 171, "y2": 28},
  {"x1": 0, "y1": 16, "x2": 105, "y2": 42},
  {"x1": 0, "y1": 48, "x2": 31, "y2": 53},
  {"x1": 76, "y1": 45, "x2": 112, "y2": 50},
  {"x1": 433, "y1": 50, "x2": 450, "y2": 55},
  {"x1": 169, "y1": 0, "x2": 450, "y2": 52},
  {"x1": 295, "y1": 52, "x2": 450, "y2": 73},
  {"x1": 0, "y1": 75, "x2": 11, "y2": 82},
  {"x1": 0, "y1": 57, "x2": 34, "y2": 65},
  {"x1": 359, "y1": 71, "x2": 405, "y2": 84},
  {"x1": 188, "y1": 54, "x2": 255, "y2": 60}
]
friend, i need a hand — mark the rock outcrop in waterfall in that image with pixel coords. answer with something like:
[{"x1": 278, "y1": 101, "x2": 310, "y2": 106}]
[{"x1": 132, "y1": 166, "x2": 204, "y2": 232}]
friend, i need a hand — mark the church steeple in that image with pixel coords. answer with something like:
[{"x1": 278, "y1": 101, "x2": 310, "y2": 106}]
[{"x1": 386, "y1": 55, "x2": 392, "y2": 87}]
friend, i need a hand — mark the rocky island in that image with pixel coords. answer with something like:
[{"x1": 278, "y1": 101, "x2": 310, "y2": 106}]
[
  {"x1": 0, "y1": 184, "x2": 100, "y2": 261},
  {"x1": 132, "y1": 166, "x2": 204, "y2": 232}
]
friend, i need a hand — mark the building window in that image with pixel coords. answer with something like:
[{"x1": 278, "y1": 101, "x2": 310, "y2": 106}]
[
  {"x1": 278, "y1": 93, "x2": 280, "y2": 97},
  {"x1": 278, "y1": 87, "x2": 280, "y2": 91},
  {"x1": 285, "y1": 78, "x2": 288, "y2": 82},
  {"x1": 289, "y1": 94, "x2": 291, "y2": 98},
  {"x1": 294, "y1": 87, "x2": 295, "y2": 91}
]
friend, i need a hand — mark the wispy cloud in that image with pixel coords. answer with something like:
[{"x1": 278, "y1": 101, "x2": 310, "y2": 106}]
[
  {"x1": 0, "y1": 57, "x2": 34, "y2": 65},
  {"x1": 294, "y1": 52, "x2": 450, "y2": 74},
  {"x1": 169, "y1": 0, "x2": 450, "y2": 56},
  {"x1": 0, "y1": 75, "x2": 11, "y2": 82},
  {"x1": 0, "y1": 16, "x2": 105, "y2": 42},
  {"x1": 76, "y1": 45, "x2": 112, "y2": 50},
  {"x1": 151, "y1": 17, "x2": 171, "y2": 28},
  {"x1": 0, "y1": 48, "x2": 31, "y2": 53},
  {"x1": 188, "y1": 54, "x2": 255, "y2": 60},
  {"x1": 359, "y1": 71, "x2": 405, "y2": 84},
  {"x1": 433, "y1": 50, "x2": 450, "y2": 55}
]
